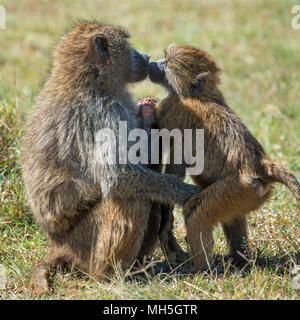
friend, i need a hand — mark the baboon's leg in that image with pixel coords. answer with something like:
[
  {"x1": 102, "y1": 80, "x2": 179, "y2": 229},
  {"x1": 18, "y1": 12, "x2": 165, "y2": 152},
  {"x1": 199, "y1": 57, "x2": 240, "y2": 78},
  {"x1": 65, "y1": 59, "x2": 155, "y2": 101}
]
[
  {"x1": 32, "y1": 199, "x2": 153, "y2": 288},
  {"x1": 157, "y1": 162, "x2": 187, "y2": 262},
  {"x1": 137, "y1": 202, "x2": 161, "y2": 262},
  {"x1": 222, "y1": 215, "x2": 250, "y2": 263},
  {"x1": 92, "y1": 197, "x2": 150, "y2": 279},
  {"x1": 159, "y1": 204, "x2": 186, "y2": 262},
  {"x1": 184, "y1": 175, "x2": 271, "y2": 271},
  {"x1": 31, "y1": 249, "x2": 73, "y2": 295}
]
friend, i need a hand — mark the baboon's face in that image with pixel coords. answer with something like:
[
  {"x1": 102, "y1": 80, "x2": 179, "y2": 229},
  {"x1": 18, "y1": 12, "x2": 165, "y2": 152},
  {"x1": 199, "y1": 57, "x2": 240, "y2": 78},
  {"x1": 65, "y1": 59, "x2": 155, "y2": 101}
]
[
  {"x1": 149, "y1": 44, "x2": 220, "y2": 97},
  {"x1": 89, "y1": 24, "x2": 150, "y2": 83},
  {"x1": 90, "y1": 25, "x2": 150, "y2": 83},
  {"x1": 56, "y1": 23, "x2": 150, "y2": 84},
  {"x1": 91, "y1": 33, "x2": 150, "y2": 83}
]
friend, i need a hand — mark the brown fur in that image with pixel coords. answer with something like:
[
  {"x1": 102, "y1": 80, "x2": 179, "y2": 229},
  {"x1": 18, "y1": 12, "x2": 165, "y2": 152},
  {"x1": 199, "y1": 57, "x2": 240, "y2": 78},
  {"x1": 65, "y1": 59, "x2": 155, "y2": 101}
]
[
  {"x1": 150, "y1": 44, "x2": 300, "y2": 271},
  {"x1": 21, "y1": 25, "x2": 201, "y2": 294}
]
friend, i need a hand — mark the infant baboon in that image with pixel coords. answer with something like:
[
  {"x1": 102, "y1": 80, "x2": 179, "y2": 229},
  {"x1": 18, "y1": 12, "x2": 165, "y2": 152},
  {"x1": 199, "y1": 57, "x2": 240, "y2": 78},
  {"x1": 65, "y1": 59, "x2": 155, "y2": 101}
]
[
  {"x1": 137, "y1": 97, "x2": 187, "y2": 262},
  {"x1": 21, "y1": 24, "x2": 200, "y2": 293},
  {"x1": 148, "y1": 44, "x2": 300, "y2": 271}
]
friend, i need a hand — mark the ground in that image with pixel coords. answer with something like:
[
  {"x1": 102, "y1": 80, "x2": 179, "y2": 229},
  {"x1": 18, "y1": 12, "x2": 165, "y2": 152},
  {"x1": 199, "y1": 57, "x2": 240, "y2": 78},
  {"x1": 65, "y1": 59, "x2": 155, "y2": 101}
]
[{"x1": 0, "y1": 0, "x2": 299, "y2": 299}]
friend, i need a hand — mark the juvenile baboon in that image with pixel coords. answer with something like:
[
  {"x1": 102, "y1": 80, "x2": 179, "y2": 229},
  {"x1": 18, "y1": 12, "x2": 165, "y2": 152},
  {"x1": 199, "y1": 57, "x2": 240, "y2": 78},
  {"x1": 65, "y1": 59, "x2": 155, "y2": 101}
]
[
  {"x1": 21, "y1": 24, "x2": 201, "y2": 293},
  {"x1": 148, "y1": 44, "x2": 300, "y2": 271}
]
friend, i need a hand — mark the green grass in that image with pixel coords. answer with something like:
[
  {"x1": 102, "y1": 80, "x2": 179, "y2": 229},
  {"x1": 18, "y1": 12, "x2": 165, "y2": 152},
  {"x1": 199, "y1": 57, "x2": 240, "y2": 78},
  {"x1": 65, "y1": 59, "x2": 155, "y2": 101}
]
[{"x1": 0, "y1": 0, "x2": 299, "y2": 300}]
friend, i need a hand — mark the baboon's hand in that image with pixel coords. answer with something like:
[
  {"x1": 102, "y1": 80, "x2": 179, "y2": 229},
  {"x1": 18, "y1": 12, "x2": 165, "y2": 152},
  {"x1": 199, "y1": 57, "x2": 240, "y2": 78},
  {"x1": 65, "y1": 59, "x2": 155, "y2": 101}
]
[{"x1": 137, "y1": 97, "x2": 157, "y2": 118}]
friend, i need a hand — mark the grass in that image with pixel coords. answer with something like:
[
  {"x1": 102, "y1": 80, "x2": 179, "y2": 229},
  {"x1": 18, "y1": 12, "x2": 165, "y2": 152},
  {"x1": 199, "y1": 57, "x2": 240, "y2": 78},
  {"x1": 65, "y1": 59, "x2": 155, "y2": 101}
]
[{"x1": 0, "y1": 0, "x2": 299, "y2": 300}]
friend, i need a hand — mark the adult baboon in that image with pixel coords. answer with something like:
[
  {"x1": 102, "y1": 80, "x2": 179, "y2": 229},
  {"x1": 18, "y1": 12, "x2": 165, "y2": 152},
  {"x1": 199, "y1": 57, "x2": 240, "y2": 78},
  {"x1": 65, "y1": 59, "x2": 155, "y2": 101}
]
[{"x1": 21, "y1": 25, "x2": 200, "y2": 293}]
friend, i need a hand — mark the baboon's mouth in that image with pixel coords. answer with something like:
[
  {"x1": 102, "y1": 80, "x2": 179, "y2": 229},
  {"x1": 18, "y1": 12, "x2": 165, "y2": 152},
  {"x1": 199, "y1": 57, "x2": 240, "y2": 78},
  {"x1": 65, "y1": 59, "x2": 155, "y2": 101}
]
[{"x1": 140, "y1": 105, "x2": 154, "y2": 117}]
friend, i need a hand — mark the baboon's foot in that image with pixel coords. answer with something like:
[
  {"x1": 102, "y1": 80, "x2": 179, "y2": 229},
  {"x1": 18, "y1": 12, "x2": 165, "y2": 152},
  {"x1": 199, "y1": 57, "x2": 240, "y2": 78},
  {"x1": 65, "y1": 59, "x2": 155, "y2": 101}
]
[
  {"x1": 30, "y1": 264, "x2": 51, "y2": 295},
  {"x1": 31, "y1": 281, "x2": 50, "y2": 295},
  {"x1": 224, "y1": 251, "x2": 253, "y2": 268}
]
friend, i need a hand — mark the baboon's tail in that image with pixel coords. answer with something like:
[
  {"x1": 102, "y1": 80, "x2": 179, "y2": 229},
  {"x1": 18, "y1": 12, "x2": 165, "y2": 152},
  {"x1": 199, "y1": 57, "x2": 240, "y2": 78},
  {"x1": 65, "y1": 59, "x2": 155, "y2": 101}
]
[{"x1": 262, "y1": 159, "x2": 300, "y2": 202}]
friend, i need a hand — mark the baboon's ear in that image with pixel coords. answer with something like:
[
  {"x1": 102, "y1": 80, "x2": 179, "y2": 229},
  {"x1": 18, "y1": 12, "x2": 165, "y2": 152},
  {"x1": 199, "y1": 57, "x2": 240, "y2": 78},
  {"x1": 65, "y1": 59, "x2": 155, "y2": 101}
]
[
  {"x1": 189, "y1": 75, "x2": 206, "y2": 96},
  {"x1": 93, "y1": 35, "x2": 109, "y2": 59}
]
